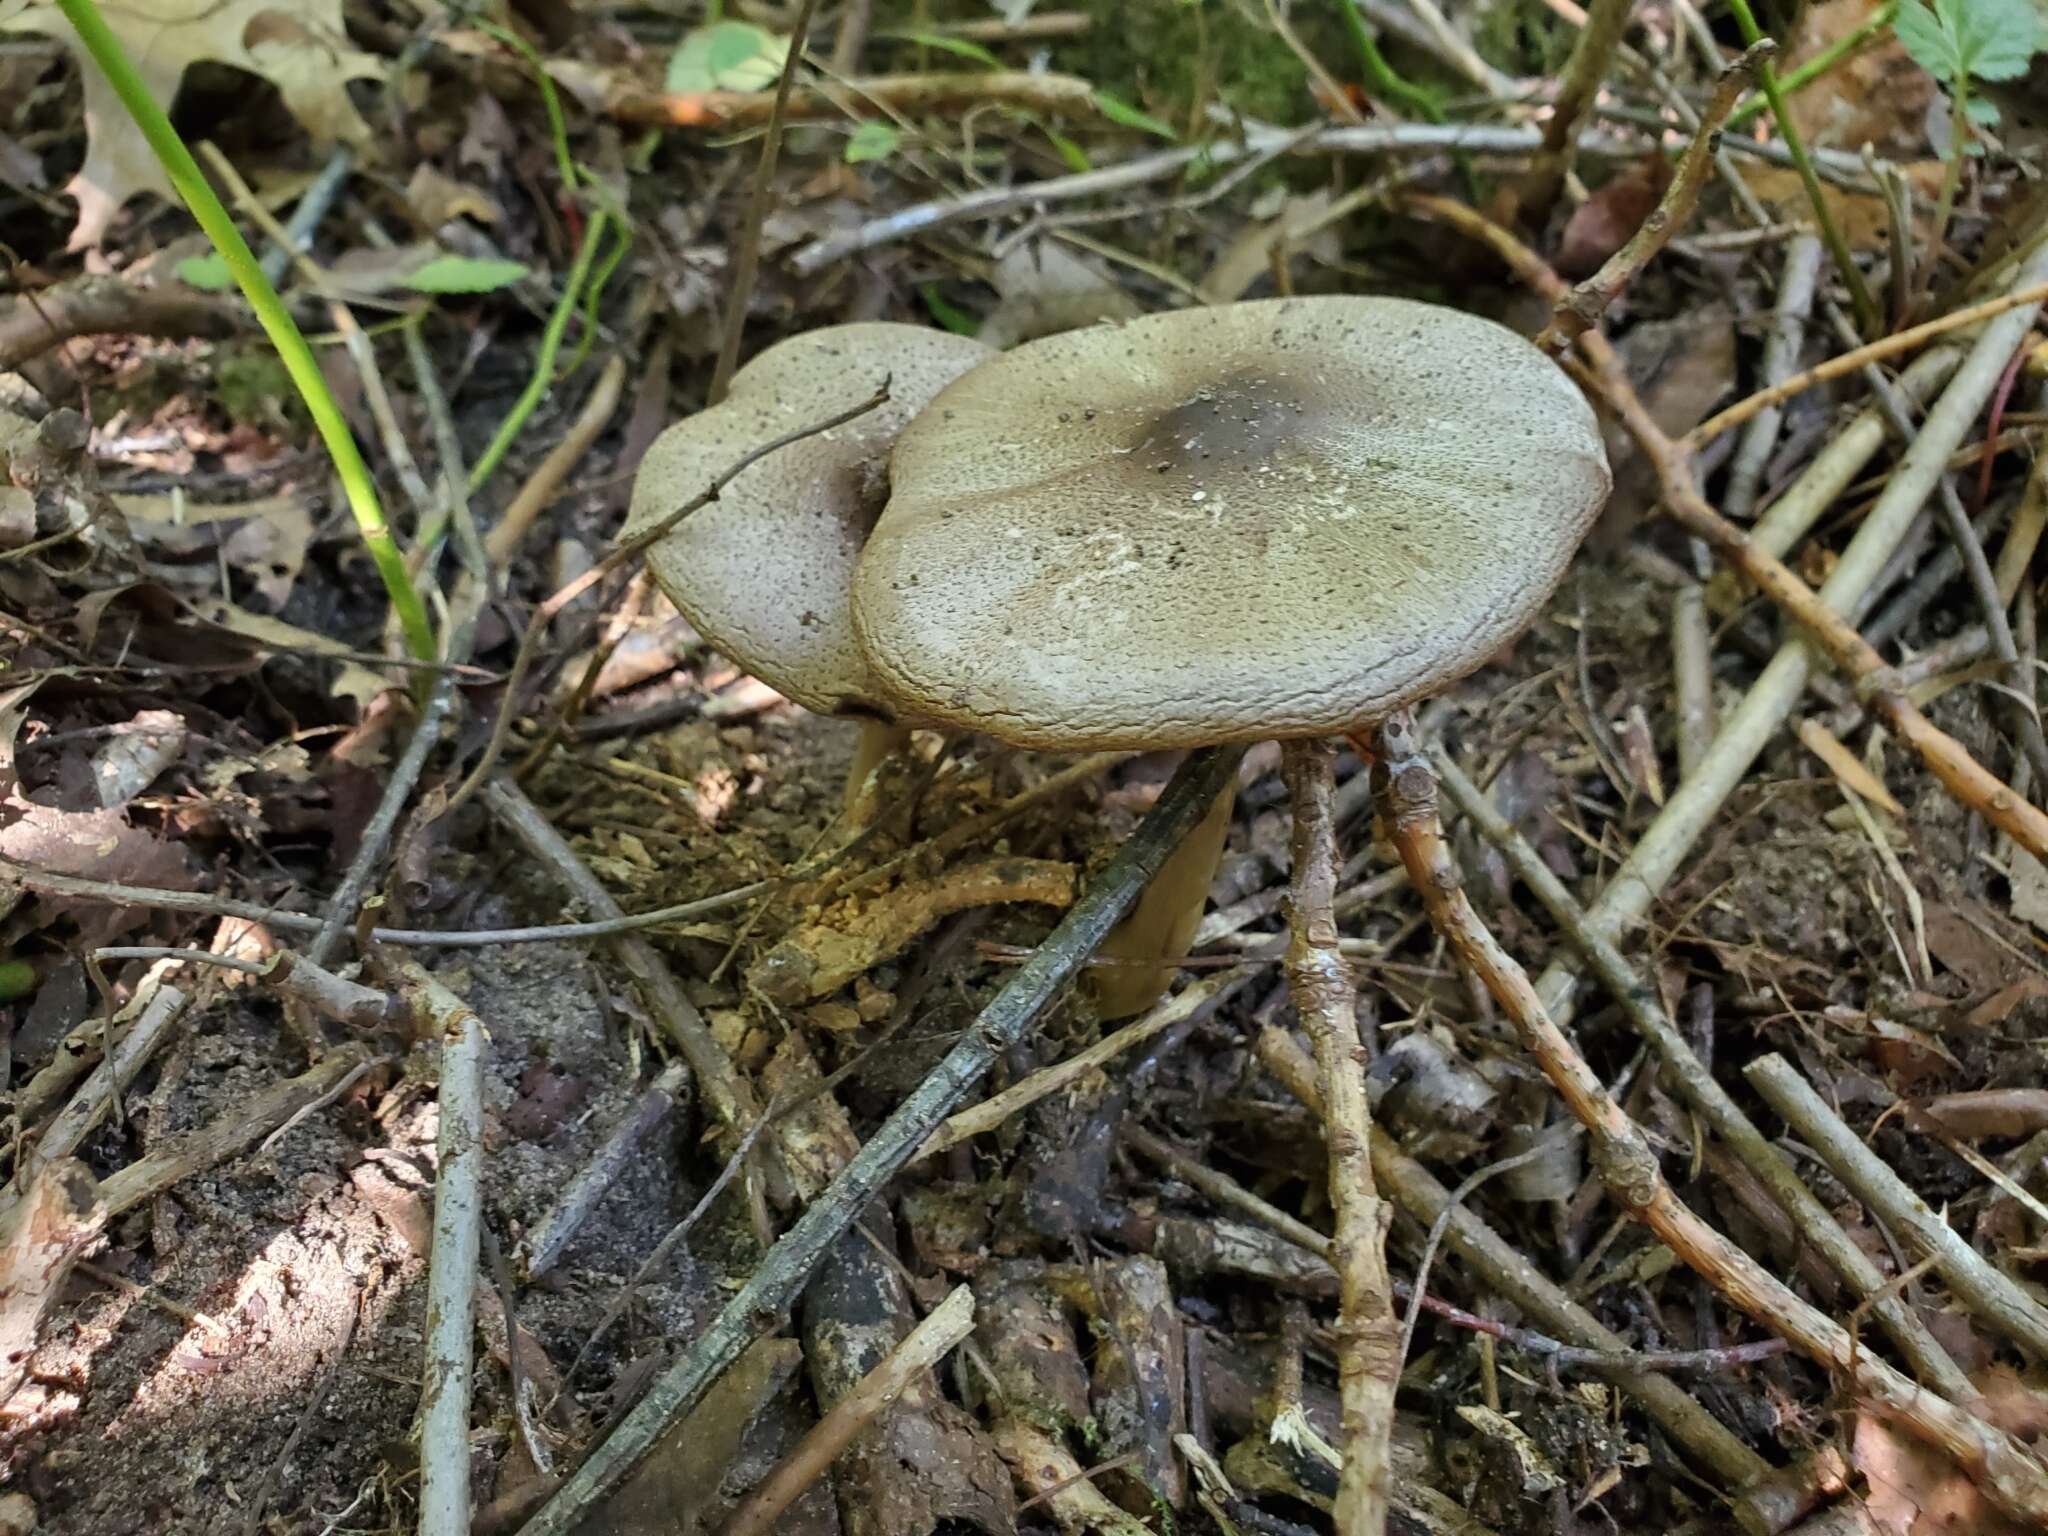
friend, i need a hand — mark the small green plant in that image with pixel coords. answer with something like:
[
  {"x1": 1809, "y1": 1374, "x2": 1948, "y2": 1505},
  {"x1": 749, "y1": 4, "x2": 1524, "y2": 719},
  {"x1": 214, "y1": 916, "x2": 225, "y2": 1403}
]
[
  {"x1": 1894, "y1": 0, "x2": 2044, "y2": 150},
  {"x1": 1894, "y1": 0, "x2": 2043, "y2": 295}
]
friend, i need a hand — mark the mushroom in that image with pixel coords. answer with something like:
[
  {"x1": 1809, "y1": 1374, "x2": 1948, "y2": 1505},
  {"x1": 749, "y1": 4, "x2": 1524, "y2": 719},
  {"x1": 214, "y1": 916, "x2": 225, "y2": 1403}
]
[
  {"x1": 624, "y1": 322, "x2": 992, "y2": 805},
  {"x1": 851, "y1": 295, "x2": 1611, "y2": 1016}
]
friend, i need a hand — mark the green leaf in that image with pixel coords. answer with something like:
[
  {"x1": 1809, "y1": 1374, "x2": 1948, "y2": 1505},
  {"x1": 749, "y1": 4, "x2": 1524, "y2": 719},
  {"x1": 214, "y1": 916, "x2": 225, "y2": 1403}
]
[
  {"x1": 1894, "y1": 0, "x2": 2043, "y2": 84},
  {"x1": 919, "y1": 282, "x2": 980, "y2": 336},
  {"x1": 0, "y1": 959, "x2": 34, "y2": 1002},
  {"x1": 176, "y1": 252, "x2": 233, "y2": 291},
  {"x1": 878, "y1": 28, "x2": 1002, "y2": 66},
  {"x1": 1043, "y1": 129, "x2": 1092, "y2": 173},
  {"x1": 1966, "y1": 92, "x2": 2004, "y2": 123},
  {"x1": 666, "y1": 19, "x2": 789, "y2": 93},
  {"x1": 1948, "y1": 0, "x2": 2044, "y2": 78},
  {"x1": 403, "y1": 255, "x2": 532, "y2": 294},
  {"x1": 1092, "y1": 89, "x2": 1178, "y2": 139},
  {"x1": 844, "y1": 120, "x2": 901, "y2": 163}
]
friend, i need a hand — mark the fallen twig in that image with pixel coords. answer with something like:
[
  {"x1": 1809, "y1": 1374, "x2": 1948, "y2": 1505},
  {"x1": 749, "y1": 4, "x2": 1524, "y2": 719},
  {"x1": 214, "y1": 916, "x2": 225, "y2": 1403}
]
[
  {"x1": 1748, "y1": 1054, "x2": 2048, "y2": 1358},
  {"x1": 719, "y1": 1286, "x2": 976, "y2": 1536},
  {"x1": 1723, "y1": 233, "x2": 1824, "y2": 519},
  {"x1": 0, "y1": 271, "x2": 249, "y2": 369},
  {"x1": 1426, "y1": 742, "x2": 1974, "y2": 1396},
  {"x1": 1283, "y1": 738, "x2": 1398, "y2": 1536},
  {"x1": 1373, "y1": 717, "x2": 2048, "y2": 1525},
  {"x1": 515, "y1": 746, "x2": 1242, "y2": 1535},
  {"x1": 408, "y1": 964, "x2": 488, "y2": 1536},
  {"x1": 524, "y1": 1059, "x2": 690, "y2": 1281},
  {"x1": 96, "y1": 1044, "x2": 376, "y2": 1215},
  {"x1": 605, "y1": 70, "x2": 1097, "y2": 129},
  {"x1": 919, "y1": 966, "x2": 1254, "y2": 1161}
]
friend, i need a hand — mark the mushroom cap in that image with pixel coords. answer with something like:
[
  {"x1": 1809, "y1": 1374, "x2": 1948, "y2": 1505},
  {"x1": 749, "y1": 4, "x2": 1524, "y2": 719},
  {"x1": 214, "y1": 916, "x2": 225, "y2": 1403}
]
[
  {"x1": 624, "y1": 323, "x2": 992, "y2": 716},
  {"x1": 850, "y1": 296, "x2": 1611, "y2": 750}
]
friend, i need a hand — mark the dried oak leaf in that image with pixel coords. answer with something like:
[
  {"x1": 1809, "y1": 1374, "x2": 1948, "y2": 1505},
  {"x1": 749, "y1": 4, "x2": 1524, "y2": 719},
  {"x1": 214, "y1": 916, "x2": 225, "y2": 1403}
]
[
  {"x1": 1857, "y1": 1366, "x2": 2048, "y2": 1535},
  {"x1": 1, "y1": 0, "x2": 383, "y2": 247}
]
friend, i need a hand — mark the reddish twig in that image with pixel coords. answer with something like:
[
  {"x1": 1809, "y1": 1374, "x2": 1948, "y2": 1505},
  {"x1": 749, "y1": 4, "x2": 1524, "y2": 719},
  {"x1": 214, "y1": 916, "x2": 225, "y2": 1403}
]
[
  {"x1": 1535, "y1": 42, "x2": 1772, "y2": 353},
  {"x1": 1282, "y1": 738, "x2": 1399, "y2": 1536},
  {"x1": 1370, "y1": 715, "x2": 2048, "y2": 1528},
  {"x1": 1408, "y1": 191, "x2": 2048, "y2": 859}
]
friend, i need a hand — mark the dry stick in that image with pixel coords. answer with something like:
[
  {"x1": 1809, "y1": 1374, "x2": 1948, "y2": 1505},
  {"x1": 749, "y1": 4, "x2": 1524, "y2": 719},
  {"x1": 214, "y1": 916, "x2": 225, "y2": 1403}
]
[
  {"x1": 25, "y1": 983, "x2": 189, "y2": 1174},
  {"x1": 1672, "y1": 584, "x2": 1716, "y2": 779},
  {"x1": 1254, "y1": 1030, "x2": 1767, "y2": 1485},
  {"x1": 707, "y1": 0, "x2": 819, "y2": 405},
  {"x1": 0, "y1": 854, "x2": 776, "y2": 951},
  {"x1": 1747, "y1": 1054, "x2": 2048, "y2": 1358},
  {"x1": 718, "y1": 1286, "x2": 976, "y2": 1536},
  {"x1": 443, "y1": 381, "x2": 890, "y2": 817},
  {"x1": 0, "y1": 271, "x2": 249, "y2": 369},
  {"x1": 1725, "y1": 234, "x2": 1825, "y2": 520},
  {"x1": 1427, "y1": 746, "x2": 1975, "y2": 1397},
  {"x1": 515, "y1": 746, "x2": 1242, "y2": 1536},
  {"x1": 409, "y1": 965, "x2": 487, "y2": 1536},
  {"x1": 1539, "y1": 47, "x2": 1770, "y2": 355},
  {"x1": 485, "y1": 779, "x2": 762, "y2": 1147},
  {"x1": 309, "y1": 674, "x2": 459, "y2": 970},
  {"x1": 918, "y1": 966, "x2": 1254, "y2": 1162},
  {"x1": 1688, "y1": 279, "x2": 2048, "y2": 447},
  {"x1": 97, "y1": 1044, "x2": 374, "y2": 1215},
  {"x1": 89, "y1": 948, "x2": 401, "y2": 1032},
  {"x1": 524, "y1": 1059, "x2": 689, "y2": 1281},
  {"x1": 1282, "y1": 738, "x2": 1399, "y2": 1536},
  {"x1": 1416, "y1": 195, "x2": 2048, "y2": 861},
  {"x1": 609, "y1": 70, "x2": 1097, "y2": 129},
  {"x1": 1370, "y1": 720, "x2": 2048, "y2": 1527},
  {"x1": 1532, "y1": 0, "x2": 1643, "y2": 217},
  {"x1": 481, "y1": 355, "x2": 628, "y2": 569}
]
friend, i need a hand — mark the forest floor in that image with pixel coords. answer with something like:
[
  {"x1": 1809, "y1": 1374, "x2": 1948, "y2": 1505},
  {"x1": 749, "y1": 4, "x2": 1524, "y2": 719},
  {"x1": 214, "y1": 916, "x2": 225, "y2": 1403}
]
[{"x1": 7, "y1": 1, "x2": 2048, "y2": 1534}]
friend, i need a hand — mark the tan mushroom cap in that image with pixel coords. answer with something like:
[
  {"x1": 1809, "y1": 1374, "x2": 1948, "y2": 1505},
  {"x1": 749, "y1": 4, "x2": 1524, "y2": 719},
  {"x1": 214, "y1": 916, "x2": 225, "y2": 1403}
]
[
  {"x1": 851, "y1": 296, "x2": 1611, "y2": 750},
  {"x1": 624, "y1": 323, "x2": 991, "y2": 716}
]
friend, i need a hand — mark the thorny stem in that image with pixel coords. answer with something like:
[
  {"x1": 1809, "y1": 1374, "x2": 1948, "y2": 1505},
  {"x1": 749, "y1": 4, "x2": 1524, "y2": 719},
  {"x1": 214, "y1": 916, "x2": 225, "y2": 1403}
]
[
  {"x1": 1721, "y1": 0, "x2": 1881, "y2": 336},
  {"x1": 514, "y1": 747, "x2": 1244, "y2": 1536},
  {"x1": 1283, "y1": 738, "x2": 1398, "y2": 1536},
  {"x1": 1371, "y1": 718, "x2": 2048, "y2": 1527},
  {"x1": 47, "y1": 0, "x2": 435, "y2": 661}
]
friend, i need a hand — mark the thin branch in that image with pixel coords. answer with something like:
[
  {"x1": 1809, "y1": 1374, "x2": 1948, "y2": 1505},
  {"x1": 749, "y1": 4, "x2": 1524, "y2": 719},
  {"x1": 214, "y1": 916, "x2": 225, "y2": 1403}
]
[
  {"x1": 515, "y1": 747, "x2": 1243, "y2": 1536},
  {"x1": 442, "y1": 381, "x2": 888, "y2": 816},
  {"x1": 408, "y1": 965, "x2": 487, "y2": 1536},
  {"x1": 1536, "y1": 41, "x2": 1771, "y2": 353},
  {"x1": 1532, "y1": 0, "x2": 1636, "y2": 211},
  {"x1": 1748, "y1": 1054, "x2": 2048, "y2": 1358},
  {"x1": 1688, "y1": 278, "x2": 2048, "y2": 447},
  {"x1": 1372, "y1": 717, "x2": 2048, "y2": 1526},
  {"x1": 1426, "y1": 742, "x2": 1974, "y2": 1396},
  {"x1": 1283, "y1": 738, "x2": 1398, "y2": 1536},
  {"x1": 719, "y1": 1287, "x2": 975, "y2": 1536},
  {"x1": 708, "y1": 0, "x2": 820, "y2": 404}
]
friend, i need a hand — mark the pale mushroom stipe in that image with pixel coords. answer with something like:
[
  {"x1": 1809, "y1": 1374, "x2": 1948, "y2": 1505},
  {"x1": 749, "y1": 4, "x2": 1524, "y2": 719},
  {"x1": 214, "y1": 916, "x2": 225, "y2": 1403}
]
[
  {"x1": 850, "y1": 296, "x2": 1612, "y2": 1015},
  {"x1": 623, "y1": 322, "x2": 991, "y2": 806}
]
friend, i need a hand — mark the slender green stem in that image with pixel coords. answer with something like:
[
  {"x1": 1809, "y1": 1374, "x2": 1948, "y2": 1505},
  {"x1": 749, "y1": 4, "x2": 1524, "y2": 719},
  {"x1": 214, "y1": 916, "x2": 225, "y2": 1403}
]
[
  {"x1": 51, "y1": 0, "x2": 435, "y2": 660},
  {"x1": 1724, "y1": 0, "x2": 1881, "y2": 337},
  {"x1": 1725, "y1": 0, "x2": 1896, "y2": 128},
  {"x1": 1925, "y1": 85, "x2": 1970, "y2": 303},
  {"x1": 467, "y1": 211, "x2": 608, "y2": 494},
  {"x1": 479, "y1": 20, "x2": 577, "y2": 193},
  {"x1": 1338, "y1": 0, "x2": 1444, "y2": 121}
]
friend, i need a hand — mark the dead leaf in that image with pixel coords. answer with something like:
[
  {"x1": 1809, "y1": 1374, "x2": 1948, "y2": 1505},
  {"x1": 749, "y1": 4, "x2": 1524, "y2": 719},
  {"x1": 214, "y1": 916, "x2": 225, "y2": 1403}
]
[
  {"x1": 1742, "y1": 162, "x2": 1946, "y2": 252},
  {"x1": 1199, "y1": 190, "x2": 1343, "y2": 305},
  {"x1": 2, "y1": 0, "x2": 384, "y2": 247},
  {"x1": 1593, "y1": 307, "x2": 1736, "y2": 540},
  {"x1": 404, "y1": 163, "x2": 503, "y2": 230},
  {"x1": 1556, "y1": 155, "x2": 1673, "y2": 279},
  {"x1": 1784, "y1": 0, "x2": 1935, "y2": 158},
  {"x1": 89, "y1": 709, "x2": 184, "y2": 809},
  {"x1": 980, "y1": 239, "x2": 1141, "y2": 348}
]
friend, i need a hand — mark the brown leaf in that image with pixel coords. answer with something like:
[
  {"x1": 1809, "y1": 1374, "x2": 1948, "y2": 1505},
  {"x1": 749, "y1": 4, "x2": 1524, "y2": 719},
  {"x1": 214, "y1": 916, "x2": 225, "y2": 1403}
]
[{"x1": 1556, "y1": 154, "x2": 1673, "y2": 279}]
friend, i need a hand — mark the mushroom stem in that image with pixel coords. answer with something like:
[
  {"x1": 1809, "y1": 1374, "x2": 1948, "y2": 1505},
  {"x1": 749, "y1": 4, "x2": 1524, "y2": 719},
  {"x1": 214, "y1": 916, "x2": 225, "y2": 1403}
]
[
  {"x1": 844, "y1": 719, "x2": 913, "y2": 817},
  {"x1": 1085, "y1": 776, "x2": 1236, "y2": 1020}
]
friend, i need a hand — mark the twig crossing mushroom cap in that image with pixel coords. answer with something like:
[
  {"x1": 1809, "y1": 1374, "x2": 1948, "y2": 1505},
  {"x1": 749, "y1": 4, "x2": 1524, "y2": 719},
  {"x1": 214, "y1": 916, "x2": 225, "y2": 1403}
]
[
  {"x1": 851, "y1": 296, "x2": 1611, "y2": 749},
  {"x1": 624, "y1": 323, "x2": 991, "y2": 716}
]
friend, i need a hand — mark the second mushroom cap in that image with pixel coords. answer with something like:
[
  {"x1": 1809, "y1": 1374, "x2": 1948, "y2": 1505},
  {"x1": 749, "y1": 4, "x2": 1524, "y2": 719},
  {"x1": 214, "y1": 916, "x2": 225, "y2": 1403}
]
[{"x1": 850, "y1": 295, "x2": 1613, "y2": 749}]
